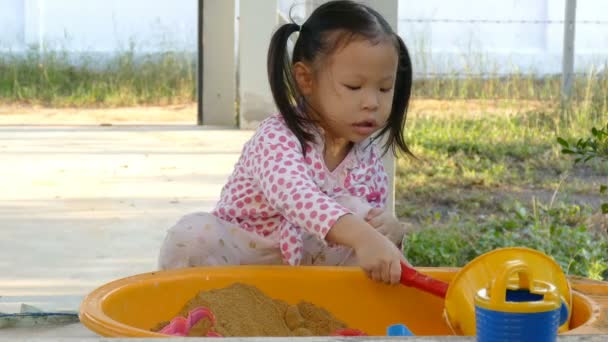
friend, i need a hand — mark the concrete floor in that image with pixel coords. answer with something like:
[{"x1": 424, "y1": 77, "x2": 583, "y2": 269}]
[{"x1": 0, "y1": 124, "x2": 254, "y2": 317}]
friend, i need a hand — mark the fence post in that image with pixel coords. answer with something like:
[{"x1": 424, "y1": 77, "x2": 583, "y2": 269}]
[{"x1": 561, "y1": 0, "x2": 577, "y2": 102}]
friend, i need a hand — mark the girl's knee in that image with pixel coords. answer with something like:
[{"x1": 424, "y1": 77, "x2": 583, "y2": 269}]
[{"x1": 158, "y1": 212, "x2": 241, "y2": 270}]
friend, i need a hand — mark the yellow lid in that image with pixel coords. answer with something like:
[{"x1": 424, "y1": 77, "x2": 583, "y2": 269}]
[{"x1": 474, "y1": 260, "x2": 561, "y2": 313}]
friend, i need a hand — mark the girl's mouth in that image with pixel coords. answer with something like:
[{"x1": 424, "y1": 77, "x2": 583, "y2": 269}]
[{"x1": 351, "y1": 119, "x2": 378, "y2": 135}]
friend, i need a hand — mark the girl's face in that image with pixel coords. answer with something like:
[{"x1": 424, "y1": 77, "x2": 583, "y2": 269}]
[{"x1": 296, "y1": 37, "x2": 398, "y2": 146}]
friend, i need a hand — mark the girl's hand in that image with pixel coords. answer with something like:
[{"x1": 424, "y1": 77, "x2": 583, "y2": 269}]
[
  {"x1": 352, "y1": 229, "x2": 409, "y2": 285},
  {"x1": 326, "y1": 214, "x2": 410, "y2": 284},
  {"x1": 365, "y1": 208, "x2": 407, "y2": 246}
]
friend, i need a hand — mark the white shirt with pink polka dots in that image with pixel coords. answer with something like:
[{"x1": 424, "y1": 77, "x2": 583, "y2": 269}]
[{"x1": 211, "y1": 114, "x2": 389, "y2": 265}]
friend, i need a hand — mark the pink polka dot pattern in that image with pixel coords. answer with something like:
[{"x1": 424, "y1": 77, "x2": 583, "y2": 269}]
[{"x1": 211, "y1": 114, "x2": 389, "y2": 265}]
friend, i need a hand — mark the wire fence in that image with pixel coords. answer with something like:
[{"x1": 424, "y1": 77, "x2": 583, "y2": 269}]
[
  {"x1": 400, "y1": 18, "x2": 608, "y2": 25},
  {"x1": 397, "y1": 8, "x2": 608, "y2": 104}
]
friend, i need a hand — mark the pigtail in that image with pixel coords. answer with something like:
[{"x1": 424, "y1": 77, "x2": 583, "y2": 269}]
[
  {"x1": 267, "y1": 23, "x2": 314, "y2": 154},
  {"x1": 377, "y1": 34, "x2": 414, "y2": 158}
]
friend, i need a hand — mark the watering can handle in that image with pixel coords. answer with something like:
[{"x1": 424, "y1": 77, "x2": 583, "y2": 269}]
[
  {"x1": 400, "y1": 261, "x2": 449, "y2": 299},
  {"x1": 489, "y1": 260, "x2": 530, "y2": 305}
]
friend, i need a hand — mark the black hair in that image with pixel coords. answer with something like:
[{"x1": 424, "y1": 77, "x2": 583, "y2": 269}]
[{"x1": 267, "y1": 0, "x2": 413, "y2": 157}]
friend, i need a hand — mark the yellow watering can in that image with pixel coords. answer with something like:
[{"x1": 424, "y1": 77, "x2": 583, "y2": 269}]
[{"x1": 399, "y1": 247, "x2": 571, "y2": 336}]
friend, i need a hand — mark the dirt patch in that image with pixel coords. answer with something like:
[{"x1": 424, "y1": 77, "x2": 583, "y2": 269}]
[
  {"x1": 0, "y1": 103, "x2": 196, "y2": 124},
  {"x1": 397, "y1": 183, "x2": 605, "y2": 227}
]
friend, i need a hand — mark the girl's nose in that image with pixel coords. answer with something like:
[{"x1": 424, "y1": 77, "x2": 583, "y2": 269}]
[{"x1": 362, "y1": 90, "x2": 379, "y2": 111}]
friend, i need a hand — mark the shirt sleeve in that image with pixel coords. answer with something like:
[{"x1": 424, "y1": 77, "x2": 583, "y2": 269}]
[{"x1": 249, "y1": 124, "x2": 352, "y2": 241}]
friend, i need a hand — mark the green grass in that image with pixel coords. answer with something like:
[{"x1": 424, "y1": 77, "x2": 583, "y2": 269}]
[
  {"x1": 402, "y1": 201, "x2": 608, "y2": 279},
  {"x1": 0, "y1": 44, "x2": 196, "y2": 107}
]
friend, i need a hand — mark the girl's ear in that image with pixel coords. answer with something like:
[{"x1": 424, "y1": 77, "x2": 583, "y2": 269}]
[{"x1": 293, "y1": 61, "x2": 314, "y2": 96}]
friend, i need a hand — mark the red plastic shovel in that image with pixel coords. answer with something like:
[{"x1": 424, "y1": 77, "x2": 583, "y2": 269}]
[{"x1": 400, "y1": 261, "x2": 449, "y2": 298}]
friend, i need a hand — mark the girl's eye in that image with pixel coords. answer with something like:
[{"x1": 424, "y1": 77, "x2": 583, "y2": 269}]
[
  {"x1": 344, "y1": 84, "x2": 361, "y2": 91},
  {"x1": 380, "y1": 88, "x2": 392, "y2": 93}
]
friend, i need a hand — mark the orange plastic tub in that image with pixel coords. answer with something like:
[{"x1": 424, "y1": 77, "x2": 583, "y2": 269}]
[{"x1": 79, "y1": 265, "x2": 607, "y2": 337}]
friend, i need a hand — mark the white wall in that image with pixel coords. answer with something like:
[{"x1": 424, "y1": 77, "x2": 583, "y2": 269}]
[
  {"x1": 398, "y1": 0, "x2": 608, "y2": 74},
  {"x1": 0, "y1": 0, "x2": 24, "y2": 47},
  {"x1": 0, "y1": 0, "x2": 196, "y2": 52}
]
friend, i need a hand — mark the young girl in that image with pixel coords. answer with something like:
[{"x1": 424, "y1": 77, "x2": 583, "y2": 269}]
[{"x1": 159, "y1": 0, "x2": 414, "y2": 285}]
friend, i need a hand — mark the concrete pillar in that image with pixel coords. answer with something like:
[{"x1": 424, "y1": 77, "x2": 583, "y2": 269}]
[
  {"x1": 202, "y1": 0, "x2": 237, "y2": 126},
  {"x1": 363, "y1": 0, "x2": 399, "y2": 215},
  {"x1": 238, "y1": 0, "x2": 278, "y2": 129}
]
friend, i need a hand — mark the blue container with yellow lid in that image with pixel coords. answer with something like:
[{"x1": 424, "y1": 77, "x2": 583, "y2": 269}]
[{"x1": 474, "y1": 260, "x2": 568, "y2": 342}]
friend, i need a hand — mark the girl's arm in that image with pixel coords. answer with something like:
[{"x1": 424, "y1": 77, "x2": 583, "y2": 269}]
[{"x1": 250, "y1": 127, "x2": 352, "y2": 242}]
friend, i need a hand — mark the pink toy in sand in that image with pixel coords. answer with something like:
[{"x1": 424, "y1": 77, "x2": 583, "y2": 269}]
[{"x1": 159, "y1": 307, "x2": 221, "y2": 337}]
